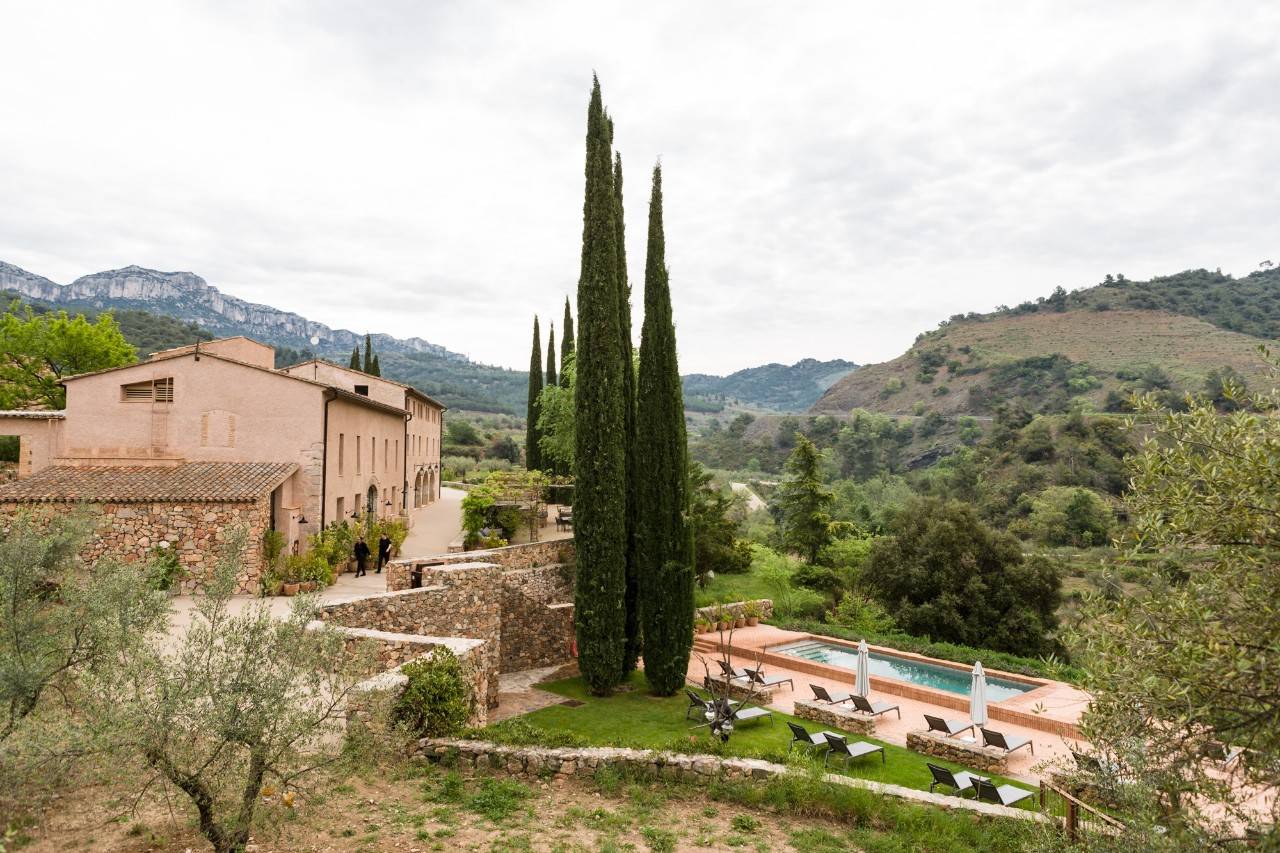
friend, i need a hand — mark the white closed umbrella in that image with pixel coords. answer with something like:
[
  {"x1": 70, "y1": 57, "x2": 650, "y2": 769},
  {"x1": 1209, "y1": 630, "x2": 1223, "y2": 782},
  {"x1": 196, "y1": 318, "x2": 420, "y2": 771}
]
[
  {"x1": 970, "y1": 661, "x2": 988, "y2": 727},
  {"x1": 855, "y1": 639, "x2": 871, "y2": 698}
]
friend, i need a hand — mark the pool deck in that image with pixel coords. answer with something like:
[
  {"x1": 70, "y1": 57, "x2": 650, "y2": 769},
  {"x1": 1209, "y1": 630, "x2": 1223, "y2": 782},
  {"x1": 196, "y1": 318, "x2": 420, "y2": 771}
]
[{"x1": 687, "y1": 624, "x2": 1092, "y2": 784}]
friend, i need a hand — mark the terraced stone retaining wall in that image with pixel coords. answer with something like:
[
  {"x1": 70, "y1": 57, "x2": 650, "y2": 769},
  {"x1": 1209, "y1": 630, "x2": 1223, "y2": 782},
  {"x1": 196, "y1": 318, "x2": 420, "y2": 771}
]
[
  {"x1": 693, "y1": 599, "x2": 774, "y2": 623},
  {"x1": 415, "y1": 738, "x2": 1047, "y2": 824},
  {"x1": 386, "y1": 539, "x2": 574, "y2": 591}
]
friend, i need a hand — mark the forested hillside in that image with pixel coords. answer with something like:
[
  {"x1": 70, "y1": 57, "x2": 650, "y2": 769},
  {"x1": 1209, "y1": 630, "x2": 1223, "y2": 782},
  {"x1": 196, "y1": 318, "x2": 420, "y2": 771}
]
[
  {"x1": 3, "y1": 290, "x2": 212, "y2": 357},
  {"x1": 683, "y1": 358, "x2": 859, "y2": 411}
]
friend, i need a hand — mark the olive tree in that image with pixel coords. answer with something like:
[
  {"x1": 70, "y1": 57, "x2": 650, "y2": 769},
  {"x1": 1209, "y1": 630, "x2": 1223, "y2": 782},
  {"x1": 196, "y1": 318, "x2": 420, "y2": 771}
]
[
  {"x1": 0, "y1": 512, "x2": 168, "y2": 742},
  {"x1": 91, "y1": 533, "x2": 376, "y2": 853},
  {"x1": 1070, "y1": 375, "x2": 1280, "y2": 844}
]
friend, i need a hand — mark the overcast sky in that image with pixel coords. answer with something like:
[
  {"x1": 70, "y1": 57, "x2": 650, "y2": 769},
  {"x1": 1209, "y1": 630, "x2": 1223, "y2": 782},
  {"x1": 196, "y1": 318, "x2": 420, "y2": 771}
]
[{"x1": 2, "y1": 2, "x2": 1277, "y2": 374}]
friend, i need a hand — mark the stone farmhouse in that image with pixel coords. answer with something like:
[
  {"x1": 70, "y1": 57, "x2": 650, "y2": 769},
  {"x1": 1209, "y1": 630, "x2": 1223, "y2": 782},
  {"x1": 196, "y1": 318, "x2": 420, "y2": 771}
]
[{"x1": 0, "y1": 336, "x2": 444, "y2": 592}]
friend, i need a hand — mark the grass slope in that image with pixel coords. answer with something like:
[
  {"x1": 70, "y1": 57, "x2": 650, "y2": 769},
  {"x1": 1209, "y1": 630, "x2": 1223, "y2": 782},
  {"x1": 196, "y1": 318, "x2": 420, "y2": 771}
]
[
  {"x1": 814, "y1": 307, "x2": 1274, "y2": 416},
  {"x1": 484, "y1": 672, "x2": 1038, "y2": 803},
  {"x1": 685, "y1": 358, "x2": 860, "y2": 412}
]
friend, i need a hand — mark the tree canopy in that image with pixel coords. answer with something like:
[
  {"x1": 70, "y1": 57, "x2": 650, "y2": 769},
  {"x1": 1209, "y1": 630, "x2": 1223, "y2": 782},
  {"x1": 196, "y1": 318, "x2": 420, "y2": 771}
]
[{"x1": 0, "y1": 304, "x2": 136, "y2": 409}]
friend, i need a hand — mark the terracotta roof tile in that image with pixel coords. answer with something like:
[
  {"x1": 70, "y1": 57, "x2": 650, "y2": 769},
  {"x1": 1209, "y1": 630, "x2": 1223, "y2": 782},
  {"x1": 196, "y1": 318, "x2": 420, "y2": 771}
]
[{"x1": 0, "y1": 462, "x2": 297, "y2": 503}]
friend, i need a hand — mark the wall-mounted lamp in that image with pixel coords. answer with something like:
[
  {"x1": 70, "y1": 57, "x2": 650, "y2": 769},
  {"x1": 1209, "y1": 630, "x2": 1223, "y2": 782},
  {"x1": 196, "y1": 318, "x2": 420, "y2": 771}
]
[{"x1": 294, "y1": 514, "x2": 309, "y2": 525}]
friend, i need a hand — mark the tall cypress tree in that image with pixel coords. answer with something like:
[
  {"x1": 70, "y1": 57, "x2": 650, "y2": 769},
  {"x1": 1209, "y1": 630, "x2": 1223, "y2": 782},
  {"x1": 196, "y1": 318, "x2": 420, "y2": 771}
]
[
  {"x1": 525, "y1": 316, "x2": 544, "y2": 471},
  {"x1": 545, "y1": 324, "x2": 558, "y2": 388},
  {"x1": 560, "y1": 297, "x2": 575, "y2": 386},
  {"x1": 637, "y1": 163, "x2": 692, "y2": 695},
  {"x1": 370, "y1": 354, "x2": 380, "y2": 377},
  {"x1": 349, "y1": 346, "x2": 360, "y2": 370},
  {"x1": 573, "y1": 76, "x2": 627, "y2": 694},
  {"x1": 611, "y1": 150, "x2": 641, "y2": 677},
  {"x1": 363, "y1": 334, "x2": 374, "y2": 373}
]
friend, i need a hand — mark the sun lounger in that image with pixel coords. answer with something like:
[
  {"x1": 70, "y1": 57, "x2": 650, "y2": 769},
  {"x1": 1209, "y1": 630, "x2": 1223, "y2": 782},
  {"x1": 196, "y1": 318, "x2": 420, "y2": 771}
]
[
  {"x1": 924, "y1": 714, "x2": 976, "y2": 739},
  {"x1": 974, "y1": 778, "x2": 1034, "y2": 808},
  {"x1": 727, "y1": 704, "x2": 773, "y2": 726},
  {"x1": 786, "y1": 721, "x2": 841, "y2": 754},
  {"x1": 823, "y1": 733, "x2": 885, "y2": 768},
  {"x1": 926, "y1": 762, "x2": 987, "y2": 797},
  {"x1": 810, "y1": 684, "x2": 854, "y2": 705},
  {"x1": 747, "y1": 668, "x2": 793, "y2": 691},
  {"x1": 980, "y1": 727, "x2": 1033, "y2": 756},
  {"x1": 716, "y1": 660, "x2": 753, "y2": 682},
  {"x1": 851, "y1": 694, "x2": 901, "y2": 720}
]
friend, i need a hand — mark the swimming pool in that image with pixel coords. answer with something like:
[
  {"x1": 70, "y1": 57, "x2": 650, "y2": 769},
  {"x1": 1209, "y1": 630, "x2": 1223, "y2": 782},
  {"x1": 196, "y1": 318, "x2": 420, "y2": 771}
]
[{"x1": 772, "y1": 639, "x2": 1038, "y2": 703}]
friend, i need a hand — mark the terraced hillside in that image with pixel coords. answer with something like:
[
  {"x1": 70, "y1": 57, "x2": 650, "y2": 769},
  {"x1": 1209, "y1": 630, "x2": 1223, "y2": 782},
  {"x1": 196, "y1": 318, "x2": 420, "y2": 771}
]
[{"x1": 813, "y1": 307, "x2": 1275, "y2": 416}]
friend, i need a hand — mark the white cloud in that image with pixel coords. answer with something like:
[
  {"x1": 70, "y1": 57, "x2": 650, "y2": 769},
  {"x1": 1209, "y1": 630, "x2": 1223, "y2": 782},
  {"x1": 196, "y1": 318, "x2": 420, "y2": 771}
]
[{"x1": 1, "y1": 0, "x2": 1277, "y2": 373}]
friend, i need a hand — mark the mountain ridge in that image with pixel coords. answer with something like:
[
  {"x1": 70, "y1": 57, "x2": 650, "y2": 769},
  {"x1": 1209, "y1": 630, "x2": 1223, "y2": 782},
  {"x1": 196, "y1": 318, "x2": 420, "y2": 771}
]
[{"x1": 0, "y1": 261, "x2": 466, "y2": 360}]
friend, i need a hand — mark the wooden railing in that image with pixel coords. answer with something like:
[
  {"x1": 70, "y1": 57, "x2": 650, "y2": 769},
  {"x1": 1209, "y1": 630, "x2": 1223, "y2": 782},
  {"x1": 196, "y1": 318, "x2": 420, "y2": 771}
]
[{"x1": 1040, "y1": 780, "x2": 1126, "y2": 844}]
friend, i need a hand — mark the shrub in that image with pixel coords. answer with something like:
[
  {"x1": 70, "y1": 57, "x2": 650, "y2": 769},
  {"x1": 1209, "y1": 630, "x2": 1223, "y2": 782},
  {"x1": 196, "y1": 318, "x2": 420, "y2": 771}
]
[
  {"x1": 1026, "y1": 486, "x2": 1113, "y2": 547},
  {"x1": 145, "y1": 545, "x2": 185, "y2": 592},
  {"x1": 826, "y1": 593, "x2": 896, "y2": 635},
  {"x1": 393, "y1": 648, "x2": 472, "y2": 738}
]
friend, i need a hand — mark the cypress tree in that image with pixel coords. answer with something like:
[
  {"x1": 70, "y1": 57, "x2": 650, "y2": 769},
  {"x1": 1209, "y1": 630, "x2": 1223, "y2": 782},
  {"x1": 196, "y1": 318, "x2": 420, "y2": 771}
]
[
  {"x1": 637, "y1": 163, "x2": 692, "y2": 695},
  {"x1": 370, "y1": 354, "x2": 380, "y2": 377},
  {"x1": 560, "y1": 297, "x2": 574, "y2": 385},
  {"x1": 349, "y1": 346, "x2": 360, "y2": 370},
  {"x1": 525, "y1": 316, "x2": 543, "y2": 471},
  {"x1": 545, "y1": 324, "x2": 558, "y2": 389},
  {"x1": 363, "y1": 334, "x2": 374, "y2": 373},
  {"x1": 573, "y1": 76, "x2": 627, "y2": 694},
  {"x1": 612, "y1": 150, "x2": 641, "y2": 678}
]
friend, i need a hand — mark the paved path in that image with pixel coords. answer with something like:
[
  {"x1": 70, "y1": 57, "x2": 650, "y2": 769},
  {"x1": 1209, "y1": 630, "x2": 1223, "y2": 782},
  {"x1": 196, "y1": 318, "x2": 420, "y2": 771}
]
[{"x1": 400, "y1": 486, "x2": 465, "y2": 557}]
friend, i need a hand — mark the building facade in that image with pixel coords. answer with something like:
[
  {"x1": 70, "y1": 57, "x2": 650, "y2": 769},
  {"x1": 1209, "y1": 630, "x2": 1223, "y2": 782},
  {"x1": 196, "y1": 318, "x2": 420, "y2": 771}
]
[{"x1": 0, "y1": 337, "x2": 445, "y2": 584}]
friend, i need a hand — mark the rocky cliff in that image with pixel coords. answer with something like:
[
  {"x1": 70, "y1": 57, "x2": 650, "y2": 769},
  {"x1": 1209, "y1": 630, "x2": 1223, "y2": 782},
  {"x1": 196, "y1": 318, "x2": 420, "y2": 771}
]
[{"x1": 0, "y1": 261, "x2": 464, "y2": 359}]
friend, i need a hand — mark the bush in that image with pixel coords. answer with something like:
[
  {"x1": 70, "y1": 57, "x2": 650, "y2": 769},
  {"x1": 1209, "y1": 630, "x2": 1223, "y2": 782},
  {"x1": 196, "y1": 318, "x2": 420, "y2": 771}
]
[
  {"x1": 1026, "y1": 486, "x2": 1113, "y2": 547},
  {"x1": 826, "y1": 593, "x2": 896, "y2": 635},
  {"x1": 145, "y1": 545, "x2": 185, "y2": 592},
  {"x1": 393, "y1": 648, "x2": 472, "y2": 738}
]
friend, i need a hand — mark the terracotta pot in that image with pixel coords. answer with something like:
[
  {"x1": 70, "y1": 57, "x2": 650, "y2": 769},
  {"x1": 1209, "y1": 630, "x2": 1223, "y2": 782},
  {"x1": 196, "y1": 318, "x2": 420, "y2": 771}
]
[
  {"x1": 734, "y1": 617, "x2": 746, "y2": 629},
  {"x1": 301, "y1": 581, "x2": 317, "y2": 593},
  {"x1": 281, "y1": 582, "x2": 300, "y2": 597},
  {"x1": 746, "y1": 616, "x2": 759, "y2": 627},
  {"x1": 718, "y1": 621, "x2": 731, "y2": 632}
]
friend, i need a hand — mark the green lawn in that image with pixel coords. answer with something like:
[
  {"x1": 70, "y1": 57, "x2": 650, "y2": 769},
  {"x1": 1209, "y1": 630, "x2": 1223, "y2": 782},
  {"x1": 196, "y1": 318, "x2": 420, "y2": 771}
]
[
  {"x1": 693, "y1": 569, "x2": 777, "y2": 608},
  {"x1": 481, "y1": 672, "x2": 1038, "y2": 806}
]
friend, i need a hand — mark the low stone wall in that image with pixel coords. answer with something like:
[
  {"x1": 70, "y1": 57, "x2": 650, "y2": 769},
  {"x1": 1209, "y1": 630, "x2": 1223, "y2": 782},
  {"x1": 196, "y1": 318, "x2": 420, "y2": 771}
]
[
  {"x1": 793, "y1": 699, "x2": 876, "y2": 735},
  {"x1": 386, "y1": 538, "x2": 575, "y2": 590},
  {"x1": 702, "y1": 674, "x2": 777, "y2": 704},
  {"x1": 907, "y1": 730, "x2": 1009, "y2": 773},
  {"x1": 694, "y1": 599, "x2": 774, "y2": 623},
  {"x1": 416, "y1": 738, "x2": 1047, "y2": 823},
  {"x1": 0, "y1": 497, "x2": 269, "y2": 594},
  {"x1": 316, "y1": 562, "x2": 502, "y2": 708}
]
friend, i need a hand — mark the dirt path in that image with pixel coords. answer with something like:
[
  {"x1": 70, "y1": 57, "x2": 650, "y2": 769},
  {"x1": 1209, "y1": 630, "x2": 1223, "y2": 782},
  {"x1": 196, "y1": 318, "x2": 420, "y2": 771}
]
[{"x1": 730, "y1": 482, "x2": 767, "y2": 512}]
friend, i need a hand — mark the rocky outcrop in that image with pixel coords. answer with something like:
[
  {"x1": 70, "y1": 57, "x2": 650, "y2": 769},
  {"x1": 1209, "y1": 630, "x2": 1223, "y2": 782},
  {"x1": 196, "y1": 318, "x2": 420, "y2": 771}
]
[{"x1": 0, "y1": 261, "x2": 464, "y2": 358}]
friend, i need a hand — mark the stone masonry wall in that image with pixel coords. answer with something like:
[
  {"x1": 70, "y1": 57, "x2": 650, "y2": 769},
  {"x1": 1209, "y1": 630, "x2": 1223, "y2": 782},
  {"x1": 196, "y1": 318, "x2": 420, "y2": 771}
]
[
  {"x1": 906, "y1": 730, "x2": 1009, "y2": 773},
  {"x1": 694, "y1": 599, "x2": 774, "y2": 623},
  {"x1": 0, "y1": 497, "x2": 269, "y2": 594},
  {"x1": 386, "y1": 539, "x2": 574, "y2": 591},
  {"x1": 793, "y1": 699, "x2": 875, "y2": 735},
  {"x1": 316, "y1": 562, "x2": 502, "y2": 708},
  {"x1": 500, "y1": 563, "x2": 575, "y2": 672}
]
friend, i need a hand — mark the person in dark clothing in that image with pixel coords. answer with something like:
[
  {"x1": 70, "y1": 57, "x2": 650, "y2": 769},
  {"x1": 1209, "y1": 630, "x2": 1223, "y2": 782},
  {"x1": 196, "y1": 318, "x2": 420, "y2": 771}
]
[
  {"x1": 353, "y1": 536, "x2": 371, "y2": 578},
  {"x1": 377, "y1": 533, "x2": 392, "y2": 573}
]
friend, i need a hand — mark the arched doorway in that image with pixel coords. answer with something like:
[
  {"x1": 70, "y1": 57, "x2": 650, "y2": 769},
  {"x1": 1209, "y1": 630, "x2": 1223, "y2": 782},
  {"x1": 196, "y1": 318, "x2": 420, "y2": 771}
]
[{"x1": 365, "y1": 484, "x2": 378, "y2": 516}]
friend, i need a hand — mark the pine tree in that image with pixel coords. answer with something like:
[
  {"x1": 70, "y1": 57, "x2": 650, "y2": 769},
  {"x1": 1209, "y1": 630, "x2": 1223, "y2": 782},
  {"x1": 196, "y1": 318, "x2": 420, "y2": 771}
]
[
  {"x1": 545, "y1": 324, "x2": 558, "y2": 389},
  {"x1": 637, "y1": 163, "x2": 691, "y2": 695},
  {"x1": 370, "y1": 354, "x2": 380, "y2": 377},
  {"x1": 349, "y1": 346, "x2": 360, "y2": 370},
  {"x1": 612, "y1": 149, "x2": 641, "y2": 678},
  {"x1": 778, "y1": 434, "x2": 834, "y2": 563},
  {"x1": 573, "y1": 76, "x2": 627, "y2": 694},
  {"x1": 525, "y1": 316, "x2": 543, "y2": 471},
  {"x1": 363, "y1": 334, "x2": 374, "y2": 373},
  {"x1": 560, "y1": 297, "x2": 575, "y2": 386}
]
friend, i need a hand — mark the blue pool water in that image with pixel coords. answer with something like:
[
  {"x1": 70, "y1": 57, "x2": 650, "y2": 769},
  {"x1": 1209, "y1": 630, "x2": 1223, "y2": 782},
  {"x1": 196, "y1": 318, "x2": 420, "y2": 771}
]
[{"x1": 772, "y1": 640, "x2": 1037, "y2": 703}]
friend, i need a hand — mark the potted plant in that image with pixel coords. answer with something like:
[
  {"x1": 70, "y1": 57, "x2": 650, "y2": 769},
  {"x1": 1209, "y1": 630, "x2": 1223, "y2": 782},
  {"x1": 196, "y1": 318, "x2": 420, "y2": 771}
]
[
  {"x1": 733, "y1": 610, "x2": 746, "y2": 629},
  {"x1": 694, "y1": 617, "x2": 712, "y2": 635},
  {"x1": 743, "y1": 601, "x2": 761, "y2": 627},
  {"x1": 715, "y1": 605, "x2": 732, "y2": 632}
]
